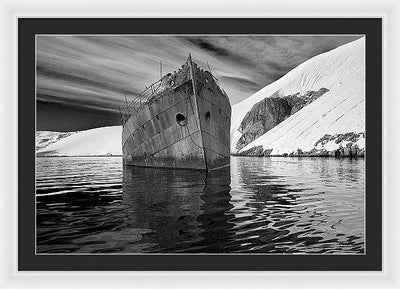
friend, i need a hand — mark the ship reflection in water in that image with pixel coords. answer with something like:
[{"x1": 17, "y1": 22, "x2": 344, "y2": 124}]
[
  {"x1": 122, "y1": 166, "x2": 234, "y2": 253},
  {"x1": 36, "y1": 156, "x2": 364, "y2": 254}
]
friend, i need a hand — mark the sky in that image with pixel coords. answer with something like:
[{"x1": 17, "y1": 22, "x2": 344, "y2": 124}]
[{"x1": 36, "y1": 35, "x2": 361, "y2": 131}]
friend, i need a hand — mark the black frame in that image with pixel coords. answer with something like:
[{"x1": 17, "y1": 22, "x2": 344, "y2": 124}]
[{"x1": 19, "y1": 18, "x2": 382, "y2": 271}]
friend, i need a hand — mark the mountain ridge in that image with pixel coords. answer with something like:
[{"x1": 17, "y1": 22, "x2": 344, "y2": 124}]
[{"x1": 231, "y1": 37, "x2": 365, "y2": 156}]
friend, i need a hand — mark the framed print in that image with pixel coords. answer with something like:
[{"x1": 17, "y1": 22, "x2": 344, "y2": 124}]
[{"x1": 16, "y1": 17, "x2": 383, "y2": 272}]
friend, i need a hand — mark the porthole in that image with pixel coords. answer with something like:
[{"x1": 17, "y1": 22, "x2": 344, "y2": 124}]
[
  {"x1": 205, "y1": 78, "x2": 209, "y2": 83},
  {"x1": 176, "y1": 113, "x2": 188, "y2": 126},
  {"x1": 170, "y1": 80, "x2": 175, "y2": 86},
  {"x1": 205, "y1": 111, "x2": 211, "y2": 123}
]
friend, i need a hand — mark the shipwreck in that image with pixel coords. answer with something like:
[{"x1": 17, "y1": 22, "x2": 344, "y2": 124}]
[{"x1": 121, "y1": 54, "x2": 231, "y2": 171}]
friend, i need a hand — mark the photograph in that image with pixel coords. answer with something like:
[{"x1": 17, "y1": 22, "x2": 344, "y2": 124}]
[{"x1": 35, "y1": 34, "x2": 366, "y2": 255}]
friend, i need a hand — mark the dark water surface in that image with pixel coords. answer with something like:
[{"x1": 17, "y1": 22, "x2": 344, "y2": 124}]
[{"x1": 36, "y1": 156, "x2": 365, "y2": 254}]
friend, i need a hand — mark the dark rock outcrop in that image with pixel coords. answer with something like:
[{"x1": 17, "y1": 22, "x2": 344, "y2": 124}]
[
  {"x1": 235, "y1": 146, "x2": 273, "y2": 157},
  {"x1": 236, "y1": 88, "x2": 329, "y2": 150},
  {"x1": 285, "y1": 88, "x2": 329, "y2": 115},
  {"x1": 236, "y1": 97, "x2": 291, "y2": 150},
  {"x1": 314, "y1": 132, "x2": 363, "y2": 147}
]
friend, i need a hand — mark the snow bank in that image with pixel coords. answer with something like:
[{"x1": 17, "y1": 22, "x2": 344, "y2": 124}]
[
  {"x1": 36, "y1": 131, "x2": 77, "y2": 151},
  {"x1": 36, "y1": 126, "x2": 122, "y2": 156}
]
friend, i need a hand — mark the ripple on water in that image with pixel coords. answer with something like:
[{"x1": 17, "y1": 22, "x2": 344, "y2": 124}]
[{"x1": 36, "y1": 156, "x2": 364, "y2": 254}]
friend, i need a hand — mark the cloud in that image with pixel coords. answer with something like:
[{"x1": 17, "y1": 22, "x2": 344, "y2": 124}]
[{"x1": 219, "y1": 75, "x2": 263, "y2": 93}]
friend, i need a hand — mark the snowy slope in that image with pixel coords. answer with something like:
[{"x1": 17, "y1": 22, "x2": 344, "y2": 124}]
[
  {"x1": 36, "y1": 131, "x2": 77, "y2": 151},
  {"x1": 232, "y1": 37, "x2": 365, "y2": 155},
  {"x1": 36, "y1": 126, "x2": 122, "y2": 156}
]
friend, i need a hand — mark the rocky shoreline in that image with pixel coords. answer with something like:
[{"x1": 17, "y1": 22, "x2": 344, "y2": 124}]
[
  {"x1": 235, "y1": 132, "x2": 365, "y2": 158},
  {"x1": 232, "y1": 150, "x2": 365, "y2": 158}
]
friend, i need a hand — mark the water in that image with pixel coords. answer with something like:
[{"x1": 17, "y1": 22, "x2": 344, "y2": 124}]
[{"x1": 36, "y1": 156, "x2": 365, "y2": 254}]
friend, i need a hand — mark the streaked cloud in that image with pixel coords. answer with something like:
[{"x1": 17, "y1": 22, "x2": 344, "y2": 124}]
[{"x1": 36, "y1": 35, "x2": 361, "y2": 129}]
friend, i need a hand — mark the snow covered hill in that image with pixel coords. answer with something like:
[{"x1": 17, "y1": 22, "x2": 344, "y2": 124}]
[
  {"x1": 231, "y1": 37, "x2": 365, "y2": 156},
  {"x1": 36, "y1": 131, "x2": 78, "y2": 151},
  {"x1": 36, "y1": 126, "x2": 122, "y2": 156}
]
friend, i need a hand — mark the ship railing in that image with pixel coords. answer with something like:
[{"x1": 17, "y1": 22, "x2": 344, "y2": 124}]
[
  {"x1": 123, "y1": 78, "x2": 165, "y2": 116},
  {"x1": 121, "y1": 58, "x2": 228, "y2": 124}
]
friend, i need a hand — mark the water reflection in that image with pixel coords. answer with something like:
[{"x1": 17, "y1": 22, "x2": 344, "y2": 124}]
[
  {"x1": 36, "y1": 156, "x2": 365, "y2": 254},
  {"x1": 122, "y1": 166, "x2": 235, "y2": 253}
]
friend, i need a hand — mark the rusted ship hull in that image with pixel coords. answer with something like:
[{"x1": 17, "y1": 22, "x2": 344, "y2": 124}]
[{"x1": 122, "y1": 55, "x2": 231, "y2": 171}]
